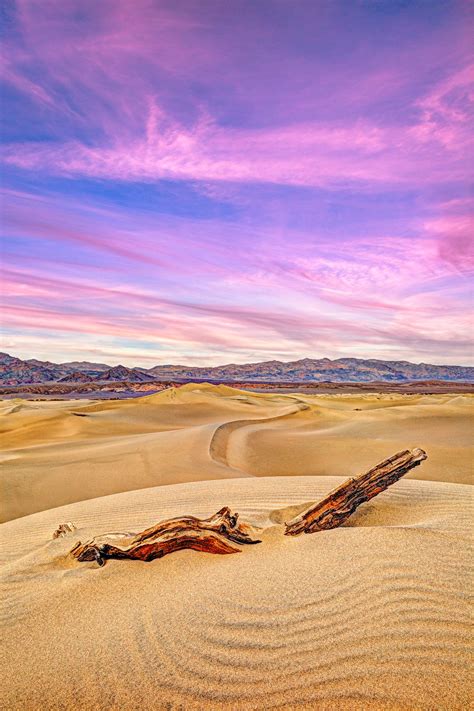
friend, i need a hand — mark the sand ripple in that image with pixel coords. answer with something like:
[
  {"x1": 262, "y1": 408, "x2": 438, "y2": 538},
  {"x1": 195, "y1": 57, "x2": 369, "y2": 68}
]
[{"x1": 1, "y1": 475, "x2": 472, "y2": 710}]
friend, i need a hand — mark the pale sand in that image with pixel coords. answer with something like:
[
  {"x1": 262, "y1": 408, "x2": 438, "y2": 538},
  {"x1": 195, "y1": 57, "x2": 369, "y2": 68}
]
[
  {"x1": 1, "y1": 384, "x2": 473, "y2": 522},
  {"x1": 1, "y1": 476, "x2": 472, "y2": 710},
  {"x1": 1, "y1": 385, "x2": 473, "y2": 709}
]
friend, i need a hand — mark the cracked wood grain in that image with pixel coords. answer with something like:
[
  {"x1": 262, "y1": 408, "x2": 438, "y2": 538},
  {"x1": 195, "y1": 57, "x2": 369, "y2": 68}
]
[
  {"x1": 65, "y1": 449, "x2": 428, "y2": 565},
  {"x1": 284, "y1": 448, "x2": 427, "y2": 536},
  {"x1": 70, "y1": 506, "x2": 261, "y2": 566}
]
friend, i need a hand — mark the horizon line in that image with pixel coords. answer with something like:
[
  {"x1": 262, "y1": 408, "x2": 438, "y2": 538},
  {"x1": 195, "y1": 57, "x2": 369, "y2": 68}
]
[{"x1": 3, "y1": 350, "x2": 473, "y2": 370}]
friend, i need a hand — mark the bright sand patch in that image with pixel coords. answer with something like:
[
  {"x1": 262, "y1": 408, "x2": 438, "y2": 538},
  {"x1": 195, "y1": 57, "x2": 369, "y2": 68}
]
[
  {"x1": 1, "y1": 476, "x2": 472, "y2": 710},
  {"x1": 1, "y1": 385, "x2": 473, "y2": 709},
  {"x1": 1, "y1": 385, "x2": 473, "y2": 522}
]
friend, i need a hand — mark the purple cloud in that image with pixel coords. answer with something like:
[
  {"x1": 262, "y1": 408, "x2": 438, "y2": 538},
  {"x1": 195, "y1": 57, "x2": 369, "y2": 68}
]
[{"x1": 1, "y1": 0, "x2": 473, "y2": 364}]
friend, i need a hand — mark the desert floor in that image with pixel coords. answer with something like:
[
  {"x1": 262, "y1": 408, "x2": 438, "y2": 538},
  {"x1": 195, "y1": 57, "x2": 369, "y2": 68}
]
[{"x1": 1, "y1": 384, "x2": 473, "y2": 709}]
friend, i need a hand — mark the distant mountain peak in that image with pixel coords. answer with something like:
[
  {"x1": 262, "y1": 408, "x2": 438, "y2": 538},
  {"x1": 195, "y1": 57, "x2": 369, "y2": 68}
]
[
  {"x1": 0, "y1": 351, "x2": 472, "y2": 386},
  {"x1": 97, "y1": 365, "x2": 155, "y2": 382},
  {"x1": 58, "y1": 371, "x2": 94, "y2": 383}
]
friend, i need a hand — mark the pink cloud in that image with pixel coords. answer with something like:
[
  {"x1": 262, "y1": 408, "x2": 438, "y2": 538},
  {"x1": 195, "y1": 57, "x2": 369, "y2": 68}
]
[
  {"x1": 3, "y1": 97, "x2": 473, "y2": 188},
  {"x1": 3, "y1": 0, "x2": 473, "y2": 192},
  {"x1": 2, "y1": 1, "x2": 473, "y2": 366},
  {"x1": 422, "y1": 198, "x2": 474, "y2": 275}
]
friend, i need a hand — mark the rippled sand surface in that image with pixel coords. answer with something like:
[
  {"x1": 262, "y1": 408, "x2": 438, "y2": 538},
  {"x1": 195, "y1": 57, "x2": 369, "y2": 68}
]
[
  {"x1": 1, "y1": 385, "x2": 473, "y2": 709},
  {"x1": 1, "y1": 476, "x2": 473, "y2": 710}
]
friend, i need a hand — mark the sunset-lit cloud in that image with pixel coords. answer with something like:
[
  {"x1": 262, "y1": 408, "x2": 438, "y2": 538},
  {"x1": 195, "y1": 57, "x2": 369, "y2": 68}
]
[{"x1": 1, "y1": 0, "x2": 473, "y2": 365}]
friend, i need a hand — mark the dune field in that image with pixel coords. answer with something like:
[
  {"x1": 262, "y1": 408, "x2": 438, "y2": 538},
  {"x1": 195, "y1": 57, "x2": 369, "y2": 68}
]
[
  {"x1": 1, "y1": 384, "x2": 473, "y2": 709},
  {"x1": 1, "y1": 383, "x2": 473, "y2": 522}
]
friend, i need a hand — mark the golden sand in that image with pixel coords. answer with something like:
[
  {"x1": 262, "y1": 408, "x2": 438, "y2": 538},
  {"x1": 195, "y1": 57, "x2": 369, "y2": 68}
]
[
  {"x1": 1, "y1": 385, "x2": 473, "y2": 709},
  {"x1": 1, "y1": 384, "x2": 472, "y2": 522}
]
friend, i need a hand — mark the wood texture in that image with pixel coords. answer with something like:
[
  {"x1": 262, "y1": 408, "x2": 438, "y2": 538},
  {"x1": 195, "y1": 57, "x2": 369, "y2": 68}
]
[
  {"x1": 70, "y1": 506, "x2": 261, "y2": 566},
  {"x1": 68, "y1": 449, "x2": 427, "y2": 564},
  {"x1": 284, "y1": 448, "x2": 427, "y2": 536}
]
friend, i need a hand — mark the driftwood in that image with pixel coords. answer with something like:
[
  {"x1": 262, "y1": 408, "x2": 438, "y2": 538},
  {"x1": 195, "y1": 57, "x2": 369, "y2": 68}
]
[
  {"x1": 65, "y1": 448, "x2": 427, "y2": 566},
  {"x1": 70, "y1": 506, "x2": 261, "y2": 566},
  {"x1": 284, "y1": 447, "x2": 427, "y2": 536}
]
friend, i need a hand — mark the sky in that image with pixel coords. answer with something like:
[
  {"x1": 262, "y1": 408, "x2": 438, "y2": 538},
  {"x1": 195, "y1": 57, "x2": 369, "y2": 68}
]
[{"x1": 1, "y1": 0, "x2": 473, "y2": 367}]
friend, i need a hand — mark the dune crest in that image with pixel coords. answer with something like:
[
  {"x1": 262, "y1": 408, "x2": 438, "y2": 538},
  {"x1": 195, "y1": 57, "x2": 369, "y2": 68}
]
[{"x1": 1, "y1": 386, "x2": 472, "y2": 522}]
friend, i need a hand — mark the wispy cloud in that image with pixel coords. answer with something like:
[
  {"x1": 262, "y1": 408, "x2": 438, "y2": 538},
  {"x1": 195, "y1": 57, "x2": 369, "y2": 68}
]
[
  {"x1": 1, "y1": 0, "x2": 473, "y2": 364},
  {"x1": 3, "y1": 98, "x2": 473, "y2": 189},
  {"x1": 3, "y1": 188, "x2": 472, "y2": 365}
]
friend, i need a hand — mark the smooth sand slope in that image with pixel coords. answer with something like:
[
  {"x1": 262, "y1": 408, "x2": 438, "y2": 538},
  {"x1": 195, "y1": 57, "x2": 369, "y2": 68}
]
[
  {"x1": 1, "y1": 476, "x2": 472, "y2": 710},
  {"x1": 1, "y1": 384, "x2": 473, "y2": 522}
]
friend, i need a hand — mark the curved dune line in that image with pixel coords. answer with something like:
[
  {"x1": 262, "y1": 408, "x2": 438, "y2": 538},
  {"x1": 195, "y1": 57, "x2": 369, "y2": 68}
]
[
  {"x1": 209, "y1": 403, "x2": 310, "y2": 469},
  {"x1": 138, "y1": 580, "x2": 469, "y2": 701}
]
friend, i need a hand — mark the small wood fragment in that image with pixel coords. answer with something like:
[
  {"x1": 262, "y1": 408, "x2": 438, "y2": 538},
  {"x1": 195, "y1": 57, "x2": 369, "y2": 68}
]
[
  {"x1": 70, "y1": 506, "x2": 261, "y2": 566},
  {"x1": 285, "y1": 448, "x2": 427, "y2": 536},
  {"x1": 53, "y1": 522, "x2": 76, "y2": 539}
]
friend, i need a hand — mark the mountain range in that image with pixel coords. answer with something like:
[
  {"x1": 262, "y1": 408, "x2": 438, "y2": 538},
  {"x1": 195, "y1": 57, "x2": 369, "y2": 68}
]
[
  {"x1": 0, "y1": 353, "x2": 153, "y2": 386},
  {"x1": 0, "y1": 352, "x2": 472, "y2": 386}
]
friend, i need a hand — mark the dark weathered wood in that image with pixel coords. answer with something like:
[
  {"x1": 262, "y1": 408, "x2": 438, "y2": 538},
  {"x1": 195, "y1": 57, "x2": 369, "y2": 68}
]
[
  {"x1": 70, "y1": 506, "x2": 261, "y2": 566},
  {"x1": 285, "y1": 448, "x2": 427, "y2": 536}
]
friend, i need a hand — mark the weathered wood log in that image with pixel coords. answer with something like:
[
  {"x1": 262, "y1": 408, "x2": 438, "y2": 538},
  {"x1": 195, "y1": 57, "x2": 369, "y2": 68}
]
[
  {"x1": 70, "y1": 506, "x2": 261, "y2": 566},
  {"x1": 67, "y1": 448, "x2": 427, "y2": 564},
  {"x1": 284, "y1": 448, "x2": 427, "y2": 536}
]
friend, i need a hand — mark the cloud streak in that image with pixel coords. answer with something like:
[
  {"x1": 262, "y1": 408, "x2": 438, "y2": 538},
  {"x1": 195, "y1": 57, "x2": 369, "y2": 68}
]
[{"x1": 1, "y1": 0, "x2": 473, "y2": 364}]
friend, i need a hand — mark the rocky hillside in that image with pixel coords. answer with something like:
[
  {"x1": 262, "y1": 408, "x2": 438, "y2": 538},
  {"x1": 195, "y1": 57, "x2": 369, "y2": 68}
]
[
  {"x1": 96, "y1": 365, "x2": 155, "y2": 382},
  {"x1": 57, "y1": 371, "x2": 95, "y2": 383},
  {"x1": 0, "y1": 352, "x2": 472, "y2": 385},
  {"x1": 59, "y1": 360, "x2": 110, "y2": 373},
  {"x1": 0, "y1": 353, "x2": 59, "y2": 385},
  {"x1": 147, "y1": 357, "x2": 474, "y2": 383}
]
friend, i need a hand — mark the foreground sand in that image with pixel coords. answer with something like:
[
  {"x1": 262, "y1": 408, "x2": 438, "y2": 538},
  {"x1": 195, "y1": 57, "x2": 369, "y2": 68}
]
[
  {"x1": 1, "y1": 384, "x2": 473, "y2": 522},
  {"x1": 1, "y1": 475, "x2": 472, "y2": 710},
  {"x1": 1, "y1": 385, "x2": 473, "y2": 709}
]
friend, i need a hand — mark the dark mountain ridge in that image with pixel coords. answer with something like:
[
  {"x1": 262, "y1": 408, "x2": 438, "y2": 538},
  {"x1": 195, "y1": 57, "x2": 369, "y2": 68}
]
[
  {"x1": 0, "y1": 351, "x2": 472, "y2": 386},
  {"x1": 96, "y1": 365, "x2": 155, "y2": 382},
  {"x1": 147, "y1": 357, "x2": 473, "y2": 383}
]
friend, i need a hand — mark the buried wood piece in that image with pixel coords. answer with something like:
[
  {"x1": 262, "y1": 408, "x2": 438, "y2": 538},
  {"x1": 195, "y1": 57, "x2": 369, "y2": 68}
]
[
  {"x1": 70, "y1": 506, "x2": 261, "y2": 566},
  {"x1": 285, "y1": 448, "x2": 428, "y2": 536},
  {"x1": 53, "y1": 522, "x2": 76, "y2": 539}
]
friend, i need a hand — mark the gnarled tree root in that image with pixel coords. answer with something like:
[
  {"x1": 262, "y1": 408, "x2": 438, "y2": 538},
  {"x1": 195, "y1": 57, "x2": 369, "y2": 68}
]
[
  {"x1": 285, "y1": 447, "x2": 427, "y2": 536},
  {"x1": 70, "y1": 506, "x2": 261, "y2": 566}
]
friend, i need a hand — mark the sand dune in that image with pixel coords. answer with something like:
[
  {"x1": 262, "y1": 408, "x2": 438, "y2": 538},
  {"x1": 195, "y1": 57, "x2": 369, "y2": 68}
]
[
  {"x1": 1, "y1": 385, "x2": 473, "y2": 708},
  {"x1": 1, "y1": 475, "x2": 472, "y2": 710},
  {"x1": 1, "y1": 384, "x2": 472, "y2": 522}
]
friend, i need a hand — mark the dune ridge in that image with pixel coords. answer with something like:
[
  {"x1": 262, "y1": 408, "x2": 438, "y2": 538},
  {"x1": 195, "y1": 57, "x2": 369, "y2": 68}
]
[{"x1": 1, "y1": 385, "x2": 472, "y2": 522}]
